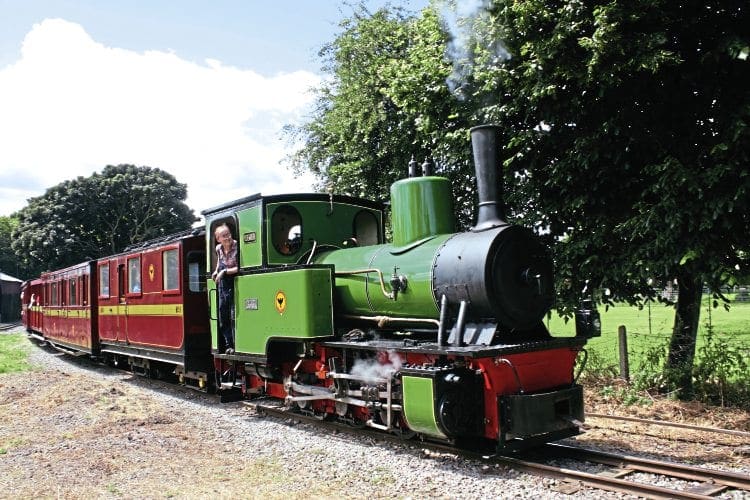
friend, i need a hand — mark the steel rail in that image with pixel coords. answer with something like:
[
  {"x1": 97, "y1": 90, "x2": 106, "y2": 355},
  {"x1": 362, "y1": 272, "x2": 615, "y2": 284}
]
[
  {"x1": 542, "y1": 443, "x2": 750, "y2": 492},
  {"x1": 495, "y1": 454, "x2": 716, "y2": 500},
  {"x1": 587, "y1": 412, "x2": 750, "y2": 439}
]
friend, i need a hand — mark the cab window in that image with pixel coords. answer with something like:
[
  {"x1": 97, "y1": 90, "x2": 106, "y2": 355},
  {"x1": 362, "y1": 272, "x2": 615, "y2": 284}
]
[
  {"x1": 354, "y1": 210, "x2": 380, "y2": 246},
  {"x1": 271, "y1": 205, "x2": 302, "y2": 255}
]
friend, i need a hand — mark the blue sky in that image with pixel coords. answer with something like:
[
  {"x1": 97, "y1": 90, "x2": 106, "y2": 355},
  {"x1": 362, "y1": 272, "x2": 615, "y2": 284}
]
[{"x1": 0, "y1": 0, "x2": 428, "y2": 217}]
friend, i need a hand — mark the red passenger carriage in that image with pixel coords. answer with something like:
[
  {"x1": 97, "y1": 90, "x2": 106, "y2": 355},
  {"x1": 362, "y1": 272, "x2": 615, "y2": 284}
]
[
  {"x1": 95, "y1": 230, "x2": 211, "y2": 386},
  {"x1": 26, "y1": 262, "x2": 97, "y2": 354},
  {"x1": 23, "y1": 230, "x2": 211, "y2": 388}
]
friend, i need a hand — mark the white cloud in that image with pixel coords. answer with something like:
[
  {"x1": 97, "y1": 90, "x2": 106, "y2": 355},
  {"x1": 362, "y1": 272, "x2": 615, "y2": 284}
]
[{"x1": 0, "y1": 18, "x2": 320, "y2": 217}]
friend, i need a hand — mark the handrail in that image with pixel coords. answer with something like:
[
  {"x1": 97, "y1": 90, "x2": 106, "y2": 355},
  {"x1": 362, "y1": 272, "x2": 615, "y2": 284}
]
[{"x1": 335, "y1": 268, "x2": 394, "y2": 300}]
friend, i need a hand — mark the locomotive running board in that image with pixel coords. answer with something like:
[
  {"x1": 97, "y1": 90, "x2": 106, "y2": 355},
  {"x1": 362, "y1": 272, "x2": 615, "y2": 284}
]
[{"x1": 321, "y1": 336, "x2": 586, "y2": 357}]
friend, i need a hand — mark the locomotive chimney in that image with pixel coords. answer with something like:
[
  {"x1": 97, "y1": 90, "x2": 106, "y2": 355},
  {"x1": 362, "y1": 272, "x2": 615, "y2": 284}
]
[{"x1": 470, "y1": 125, "x2": 505, "y2": 232}]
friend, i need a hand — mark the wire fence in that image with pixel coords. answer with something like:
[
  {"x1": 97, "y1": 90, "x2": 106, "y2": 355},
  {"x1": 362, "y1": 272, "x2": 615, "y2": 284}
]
[{"x1": 559, "y1": 289, "x2": 750, "y2": 383}]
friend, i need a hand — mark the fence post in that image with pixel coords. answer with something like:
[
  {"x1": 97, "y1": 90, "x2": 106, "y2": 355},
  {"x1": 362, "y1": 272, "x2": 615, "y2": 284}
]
[{"x1": 618, "y1": 325, "x2": 630, "y2": 382}]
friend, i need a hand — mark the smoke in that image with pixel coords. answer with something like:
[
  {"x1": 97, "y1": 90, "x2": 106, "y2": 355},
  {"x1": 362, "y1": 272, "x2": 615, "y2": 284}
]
[
  {"x1": 350, "y1": 350, "x2": 403, "y2": 383},
  {"x1": 436, "y1": 0, "x2": 511, "y2": 101}
]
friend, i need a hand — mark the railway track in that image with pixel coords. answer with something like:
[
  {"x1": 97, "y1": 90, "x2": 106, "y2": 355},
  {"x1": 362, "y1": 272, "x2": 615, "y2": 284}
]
[
  {"x1": 531, "y1": 443, "x2": 750, "y2": 498},
  {"x1": 250, "y1": 400, "x2": 750, "y2": 499}
]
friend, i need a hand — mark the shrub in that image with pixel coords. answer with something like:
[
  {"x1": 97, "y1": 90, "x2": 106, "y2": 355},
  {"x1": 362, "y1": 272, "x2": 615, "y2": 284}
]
[{"x1": 692, "y1": 329, "x2": 750, "y2": 408}]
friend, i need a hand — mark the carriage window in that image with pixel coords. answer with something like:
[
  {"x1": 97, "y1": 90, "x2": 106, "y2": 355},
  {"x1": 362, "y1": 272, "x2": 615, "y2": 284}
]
[
  {"x1": 99, "y1": 265, "x2": 110, "y2": 297},
  {"x1": 128, "y1": 257, "x2": 142, "y2": 293},
  {"x1": 69, "y1": 279, "x2": 77, "y2": 305},
  {"x1": 163, "y1": 249, "x2": 179, "y2": 291},
  {"x1": 271, "y1": 205, "x2": 302, "y2": 255},
  {"x1": 81, "y1": 276, "x2": 87, "y2": 305},
  {"x1": 187, "y1": 251, "x2": 206, "y2": 293},
  {"x1": 51, "y1": 282, "x2": 58, "y2": 305},
  {"x1": 354, "y1": 210, "x2": 379, "y2": 246},
  {"x1": 118, "y1": 264, "x2": 125, "y2": 298}
]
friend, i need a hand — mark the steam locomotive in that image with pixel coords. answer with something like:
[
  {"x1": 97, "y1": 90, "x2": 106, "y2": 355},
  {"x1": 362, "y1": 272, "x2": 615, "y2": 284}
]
[{"x1": 22, "y1": 125, "x2": 599, "y2": 452}]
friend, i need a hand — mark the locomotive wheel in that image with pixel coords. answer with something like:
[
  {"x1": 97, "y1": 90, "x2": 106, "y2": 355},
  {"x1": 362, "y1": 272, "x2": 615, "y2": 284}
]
[{"x1": 438, "y1": 389, "x2": 481, "y2": 437}]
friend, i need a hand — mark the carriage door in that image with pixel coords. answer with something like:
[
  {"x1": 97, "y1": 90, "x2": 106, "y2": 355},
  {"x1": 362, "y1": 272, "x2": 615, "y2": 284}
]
[{"x1": 117, "y1": 263, "x2": 127, "y2": 343}]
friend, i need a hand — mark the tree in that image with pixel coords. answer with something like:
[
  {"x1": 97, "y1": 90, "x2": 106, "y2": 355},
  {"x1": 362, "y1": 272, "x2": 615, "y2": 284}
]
[
  {"x1": 0, "y1": 216, "x2": 20, "y2": 276},
  {"x1": 285, "y1": 5, "x2": 479, "y2": 226},
  {"x1": 12, "y1": 165, "x2": 197, "y2": 274},
  {"x1": 468, "y1": 0, "x2": 750, "y2": 397}
]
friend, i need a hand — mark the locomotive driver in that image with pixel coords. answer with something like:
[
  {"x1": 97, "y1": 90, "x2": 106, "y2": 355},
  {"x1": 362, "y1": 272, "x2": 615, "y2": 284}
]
[{"x1": 211, "y1": 223, "x2": 238, "y2": 354}]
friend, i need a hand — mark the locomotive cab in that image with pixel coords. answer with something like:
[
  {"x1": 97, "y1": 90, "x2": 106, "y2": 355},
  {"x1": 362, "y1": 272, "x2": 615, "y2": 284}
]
[{"x1": 201, "y1": 193, "x2": 386, "y2": 358}]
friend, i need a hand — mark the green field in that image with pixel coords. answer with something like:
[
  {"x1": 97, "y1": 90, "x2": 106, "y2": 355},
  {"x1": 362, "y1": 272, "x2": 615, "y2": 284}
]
[{"x1": 548, "y1": 298, "x2": 750, "y2": 370}]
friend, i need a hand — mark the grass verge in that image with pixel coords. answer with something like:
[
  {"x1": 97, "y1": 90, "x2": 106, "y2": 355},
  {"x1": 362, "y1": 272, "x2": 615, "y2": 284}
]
[{"x1": 0, "y1": 333, "x2": 33, "y2": 374}]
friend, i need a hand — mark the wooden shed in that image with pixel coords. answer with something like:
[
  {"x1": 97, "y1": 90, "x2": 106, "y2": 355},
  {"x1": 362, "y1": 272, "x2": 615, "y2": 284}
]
[{"x1": 0, "y1": 271, "x2": 22, "y2": 323}]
